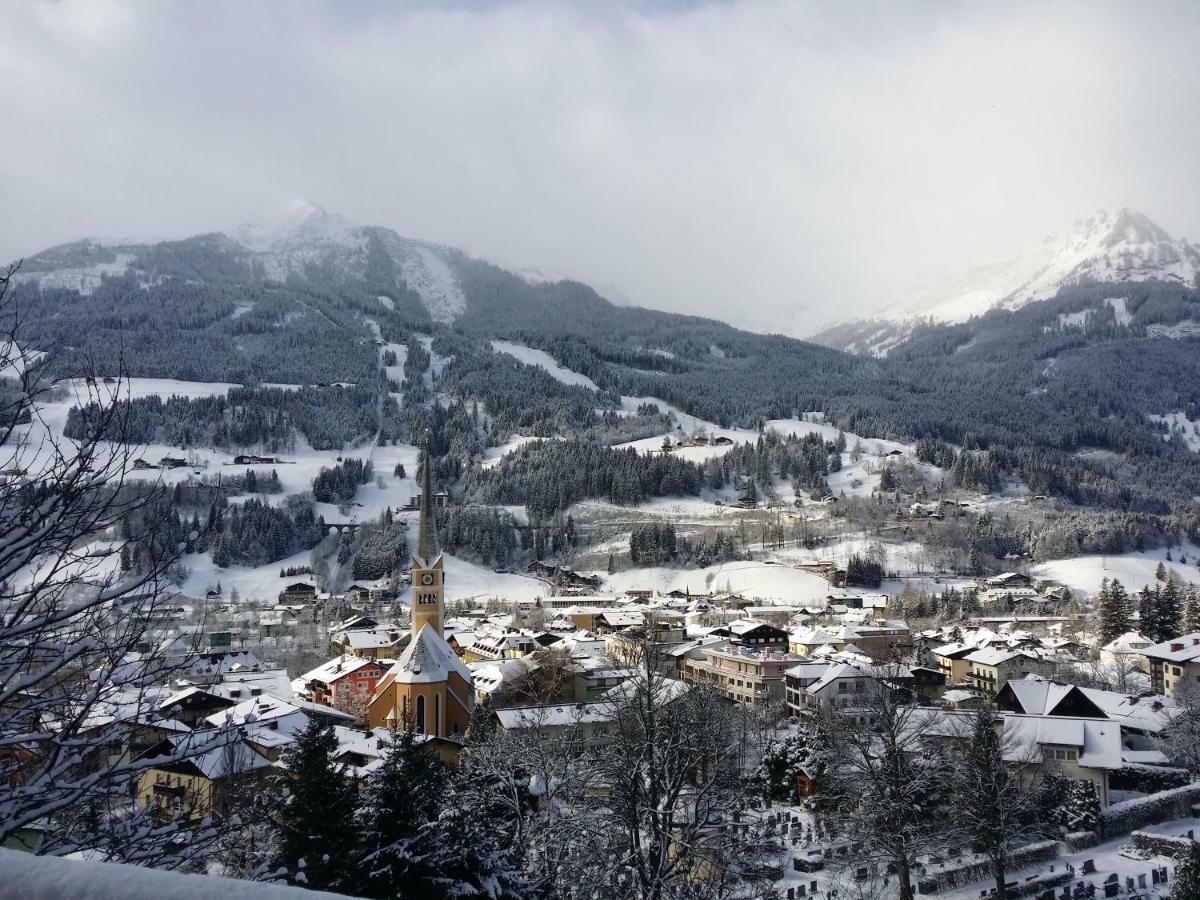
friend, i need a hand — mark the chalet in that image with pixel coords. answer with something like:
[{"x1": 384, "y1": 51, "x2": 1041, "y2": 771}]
[
  {"x1": 1099, "y1": 631, "x2": 1152, "y2": 669},
  {"x1": 135, "y1": 732, "x2": 272, "y2": 822},
  {"x1": 965, "y1": 647, "x2": 1054, "y2": 696},
  {"x1": 727, "y1": 620, "x2": 789, "y2": 650},
  {"x1": 1142, "y1": 633, "x2": 1200, "y2": 697},
  {"x1": 624, "y1": 589, "x2": 654, "y2": 600},
  {"x1": 157, "y1": 686, "x2": 236, "y2": 727},
  {"x1": 596, "y1": 610, "x2": 646, "y2": 633},
  {"x1": 158, "y1": 456, "x2": 187, "y2": 469},
  {"x1": 713, "y1": 435, "x2": 735, "y2": 446},
  {"x1": 785, "y1": 661, "x2": 914, "y2": 720},
  {"x1": 931, "y1": 642, "x2": 978, "y2": 684},
  {"x1": 691, "y1": 435, "x2": 710, "y2": 446},
  {"x1": 996, "y1": 677, "x2": 1177, "y2": 742},
  {"x1": 233, "y1": 454, "x2": 277, "y2": 465},
  {"x1": 131, "y1": 458, "x2": 157, "y2": 470},
  {"x1": 984, "y1": 572, "x2": 1033, "y2": 590},
  {"x1": 683, "y1": 644, "x2": 803, "y2": 706},
  {"x1": 279, "y1": 582, "x2": 317, "y2": 603},
  {"x1": 299, "y1": 655, "x2": 389, "y2": 713},
  {"x1": 334, "y1": 626, "x2": 405, "y2": 660}
]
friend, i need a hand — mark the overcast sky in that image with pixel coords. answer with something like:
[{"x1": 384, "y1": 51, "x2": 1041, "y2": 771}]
[{"x1": 3, "y1": 0, "x2": 1200, "y2": 333}]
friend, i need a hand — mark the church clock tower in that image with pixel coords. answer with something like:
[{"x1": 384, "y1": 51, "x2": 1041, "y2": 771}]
[{"x1": 410, "y1": 433, "x2": 444, "y2": 637}]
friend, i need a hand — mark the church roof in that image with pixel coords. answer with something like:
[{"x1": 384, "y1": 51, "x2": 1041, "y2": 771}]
[{"x1": 382, "y1": 622, "x2": 473, "y2": 687}]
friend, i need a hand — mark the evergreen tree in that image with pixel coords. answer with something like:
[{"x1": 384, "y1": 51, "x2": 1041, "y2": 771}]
[
  {"x1": 273, "y1": 720, "x2": 359, "y2": 892},
  {"x1": 1157, "y1": 560, "x2": 1169, "y2": 582},
  {"x1": 1139, "y1": 586, "x2": 1163, "y2": 642},
  {"x1": 1099, "y1": 578, "x2": 1134, "y2": 643},
  {"x1": 354, "y1": 729, "x2": 448, "y2": 898},
  {"x1": 1171, "y1": 844, "x2": 1200, "y2": 900},
  {"x1": 1185, "y1": 585, "x2": 1200, "y2": 633},
  {"x1": 1158, "y1": 580, "x2": 1183, "y2": 640}
]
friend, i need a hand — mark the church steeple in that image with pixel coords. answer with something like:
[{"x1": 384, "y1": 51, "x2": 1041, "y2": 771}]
[
  {"x1": 415, "y1": 430, "x2": 436, "y2": 564},
  {"x1": 410, "y1": 430, "x2": 444, "y2": 637}
]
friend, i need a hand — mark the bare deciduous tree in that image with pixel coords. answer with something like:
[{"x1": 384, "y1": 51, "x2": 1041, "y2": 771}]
[
  {"x1": 818, "y1": 665, "x2": 952, "y2": 900},
  {"x1": 0, "y1": 262, "x2": 231, "y2": 863}
]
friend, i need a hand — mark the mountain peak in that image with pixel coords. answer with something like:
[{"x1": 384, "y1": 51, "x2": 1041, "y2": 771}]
[
  {"x1": 230, "y1": 198, "x2": 355, "y2": 251},
  {"x1": 894, "y1": 206, "x2": 1199, "y2": 325}
]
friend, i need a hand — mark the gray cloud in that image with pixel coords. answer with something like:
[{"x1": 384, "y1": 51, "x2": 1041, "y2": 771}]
[{"x1": 3, "y1": 0, "x2": 1200, "y2": 333}]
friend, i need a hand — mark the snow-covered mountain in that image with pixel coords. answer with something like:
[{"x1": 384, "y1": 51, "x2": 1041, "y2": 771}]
[
  {"x1": 227, "y1": 200, "x2": 467, "y2": 323},
  {"x1": 12, "y1": 200, "x2": 471, "y2": 324},
  {"x1": 815, "y1": 207, "x2": 1200, "y2": 354}
]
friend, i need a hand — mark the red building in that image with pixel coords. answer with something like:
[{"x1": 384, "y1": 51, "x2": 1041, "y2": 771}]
[{"x1": 300, "y1": 655, "x2": 389, "y2": 713}]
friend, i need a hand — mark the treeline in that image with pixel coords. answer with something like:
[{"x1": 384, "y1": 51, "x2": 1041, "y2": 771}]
[
  {"x1": 15, "y1": 271, "x2": 380, "y2": 385},
  {"x1": 64, "y1": 383, "x2": 381, "y2": 451},
  {"x1": 436, "y1": 506, "x2": 520, "y2": 569},
  {"x1": 1098, "y1": 575, "x2": 1200, "y2": 644},
  {"x1": 120, "y1": 488, "x2": 325, "y2": 571},
  {"x1": 349, "y1": 513, "x2": 409, "y2": 580},
  {"x1": 467, "y1": 439, "x2": 704, "y2": 518},
  {"x1": 629, "y1": 522, "x2": 678, "y2": 565},
  {"x1": 700, "y1": 430, "x2": 840, "y2": 497},
  {"x1": 434, "y1": 332, "x2": 622, "y2": 437},
  {"x1": 313, "y1": 458, "x2": 373, "y2": 504}
]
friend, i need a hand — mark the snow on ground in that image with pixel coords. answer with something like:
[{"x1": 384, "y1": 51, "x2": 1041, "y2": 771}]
[
  {"x1": 377, "y1": 295, "x2": 394, "y2": 311},
  {"x1": 491, "y1": 340, "x2": 599, "y2": 391},
  {"x1": 14, "y1": 252, "x2": 135, "y2": 296},
  {"x1": 1150, "y1": 411, "x2": 1200, "y2": 452},
  {"x1": 1106, "y1": 296, "x2": 1133, "y2": 325},
  {"x1": 1148, "y1": 319, "x2": 1200, "y2": 339},
  {"x1": 0, "y1": 847, "x2": 353, "y2": 900},
  {"x1": 937, "y1": 815, "x2": 1196, "y2": 899},
  {"x1": 603, "y1": 560, "x2": 830, "y2": 604},
  {"x1": 615, "y1": 395, "x2": 716, "y2": 434},
  {"x1": 12, "y1": 377, "x2": 415, "y2": 515},
  {"x1": 401, "y1": 246, "x2": 465, "y2": 323},
  {"x1": 382, "y1": 341, "x2": 407, "y2": 386},
  {"x1": 437, "y1": 554, "x2": 548, "y2": 605},
  {"x1": 480, "y1": 434, "x2": 544, "y2": 469},
  {"x1": 312, "y1": 442, "x2": 419, "y2": 524},
  {"x1": 1056, "y1": 309, "x2": 1091, "y2": 329},
  {"x1": 1032, "y1": 544, "x2": 1200, "y2": 597},
  {"x1": 179, "y1": 548, "x2": 317, "y2": 602}
]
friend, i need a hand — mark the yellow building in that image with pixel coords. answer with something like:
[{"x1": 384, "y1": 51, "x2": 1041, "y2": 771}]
[{"x1": 367, "y1": 441, "x2": 473, "y2": 739}]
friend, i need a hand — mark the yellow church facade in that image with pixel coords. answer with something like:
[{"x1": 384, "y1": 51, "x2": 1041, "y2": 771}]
[{"x1": 366, "y1": 440, "x2": 473, "y2": 739}]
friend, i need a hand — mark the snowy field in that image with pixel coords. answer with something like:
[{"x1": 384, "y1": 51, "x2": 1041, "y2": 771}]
[
  {"x1": 1033, "y1": 544, "x2": 1200, "y2": 597},
  {"x1": 7, "y1": 375, "x2": 422, "y2": 521},
  {"x1": 491, "y1": 340, "x2": 599, "y2": 390},
  {"x1": 603, "y1": 560, "x2": 830, "y2": 604},
  {"x1": 1149, "y1": 411, "x2": 1200, "y2": 453},
  {"x1": 480, "y1": 434, "x2": 546, "y2": 469}
]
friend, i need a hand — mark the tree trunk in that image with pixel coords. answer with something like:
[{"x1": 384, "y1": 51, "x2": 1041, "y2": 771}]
[
  {"x1": 898, "y1": 858, "x2": 914, "y2": 900},
  {"x1": 994, "y1": 858, "x2": 1007, "y2": 899}
]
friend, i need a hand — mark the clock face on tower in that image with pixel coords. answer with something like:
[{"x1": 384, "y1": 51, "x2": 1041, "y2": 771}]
[{"x1": 421, "y1": 573, "x2": 434, "y2": 585}]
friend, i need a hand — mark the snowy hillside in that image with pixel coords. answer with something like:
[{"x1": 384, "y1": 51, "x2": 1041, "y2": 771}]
[
  {"x1": 816, "y1": 207, "x2": 1200, "y2": 354},
  {"x1": 902, "y1": 207, "x2": 1200, "y2": 324}
]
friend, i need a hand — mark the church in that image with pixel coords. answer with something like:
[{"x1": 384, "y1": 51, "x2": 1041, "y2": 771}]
[{"x1": 367, "y1": 442, "x2": 473, "y2": 738}]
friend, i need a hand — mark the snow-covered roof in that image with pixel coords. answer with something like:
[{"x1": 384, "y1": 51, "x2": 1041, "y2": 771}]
[
  {"x1": 966, "y1": 647, "x2": 1040, "y2": 667},
  {"x1": 300, "y1": 654, "x2": 381, "y2": 685},
  {"x1": 378, "y1": 623, "x2": 473, "y2": 687},
  {"x1": 140, "y1": 730, "x2": 273, "y2": 780},
  {"x1": 494, "y1": 702, "x2": 613, "y2": 730},
  {"x1": 1000, "y1": 714, "x2": 1123, "y2": 770},
  {"x1": 342, "y1": 629, "x2": 401, "y2": 650},
  {"x1": 1101, "y1": 631, "x2": 1153, "y2": 654},
  {"x1": 1142, "y1": 633, "x2": 1200, "y2": 663}
]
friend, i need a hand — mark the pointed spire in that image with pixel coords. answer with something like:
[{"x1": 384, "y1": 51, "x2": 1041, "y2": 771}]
[{"x1": 416, "y1": 429, "x2": 436, "y2": 562}]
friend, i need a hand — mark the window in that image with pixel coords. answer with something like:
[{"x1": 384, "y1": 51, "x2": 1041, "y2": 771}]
[
  {"x1": 434, "y1": 694, "x2": 441, "y2": 736},
  {"x1": 416, "y1": 696, "x2": 426, "y2": 733}
]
